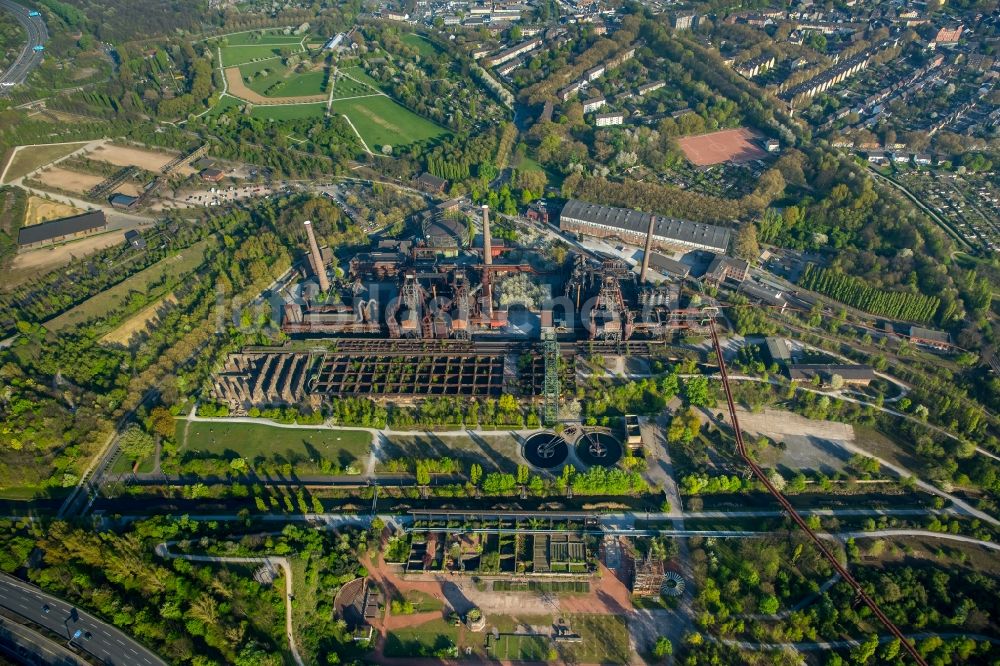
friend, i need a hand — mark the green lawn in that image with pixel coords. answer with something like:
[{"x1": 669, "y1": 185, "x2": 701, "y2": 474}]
[
  {"x1": 330, "y1": 75, "x2": 378, "y2": 99},
  {"x1": 251, "y1": 103, "x2": 327, "y2": 121},
  {"x1": 269, "y1": 70, "x2": 327, "y2": 97},
  {"x1": 341, "y1": 66, "x2": 383, "y2": 89},
  {"x1": 330, "y1": 95, "x2": 447, "y2": 149},
  {"x1": 3, "y1": 142, "x2": 91, "y2": 183},
  {"x1": 491, "y1": 634, "x2": 550, "y2": 661},
  {"x1": 402, "y1": 590, "x2": 444, "y2": 613},
  {"x1": 239, "y1": 59, "x2": 289, "y2": 94},
  {"x1": 206, "y1": 94, "x2": 246, "y2": 117},
  {"x1": 44, "y1": 238, "x2": 214, "y2": 332},
  {"x1": 221, "y1": 44, "x2": 302, "y2": 67},
  {"x1": 557, "y1": 615, "x2": 630, "y2": 664},
  {"x1": 174, "y1": 421, "x2": 371, "y2": 476},
  {"x1": 384, "y1": 618, "x2": 459, "y2": 658},
  {"x1": 222, "y1": 30, "x2": 305, "y2": 47},
  {"x1": 401, "y1": 33, "x2": 441, "y2": 58}
]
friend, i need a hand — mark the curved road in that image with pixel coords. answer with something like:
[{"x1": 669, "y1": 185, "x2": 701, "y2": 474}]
[
  {"x1": 0, "y1": 0, "x2": 47, "y2": 93},
  {"x1": 0, "y1": 573, "x2": 166, "y2": 666}
]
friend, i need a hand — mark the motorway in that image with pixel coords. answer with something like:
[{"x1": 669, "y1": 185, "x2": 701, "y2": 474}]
[
  {"x1": 0, "y1": 0, "x2": 47, "y2": 93},
  {"x1": 0, "y1": 614, "x2": 87, "y2": 665},
  {"x1": 0, "y1": 573, "x2": 167, "y2": 666}
]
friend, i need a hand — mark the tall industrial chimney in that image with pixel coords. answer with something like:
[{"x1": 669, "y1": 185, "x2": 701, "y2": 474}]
[
  {"x1": 481, "y1": 204, "x2": 493, "y2": 266},
  {"x1": 639, "y1": 214, "x2": 656, "y2": 284},
  {"x1": 303, "y1": 220, "x2": 330, "y2": 293}
]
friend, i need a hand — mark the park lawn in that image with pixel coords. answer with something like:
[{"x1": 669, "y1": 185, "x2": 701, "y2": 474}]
[
  {"x1": 239, "y1": 59, "x2": 289, "y2": 94},
  {"x1": 491, "y1": 633, "x2": 550, "y2": 661},
  {"x1": 384, "y1": 617, "x2": 459, "y2": 658},
  {"x1": 377, "y1": 432, "x2": 523, "y2": 474},
  {"x1": 251, "y1": 103, "x2": 327, "y2": 121},
  {"x1": 402, "y1": 590, "x2": 444, "y2": 613},
  {"x1": 331, "y1": 95, "x2": 447, "y2": 149},
  {"x1": 3, "y1": 142, "x2": 91, "y2": 183},
  {"x1": 222, "y1": 30, "x2": 305, "y2": 46},
  {"x1": 330, "y1": 75, "x2": 378, "y2": 99},
  {"x1": 341, "y1": 66, "x2": 383, "y2": 89},
  {"x1": 175, "y1": 421, "x2": 372, "y2": 475},
  {"x1": 513, "y1": 154, "x2": 545, "y2": 173},
  {"x1": 557, "y1": 615, "x2": 630, "y2": 664},
  {"x1": 220, "y1": 44, "x2": 301, "y2": 67},
  {"x1": 401, "y1": 33, "x2": 441, "y2": 58},
  {"x1": 269, "y1": 70, "x2": 327, "y2": 97},
  {"x1": 206, "y1": 94, "x2": 246, "y2": 117},
  {"x1": 44, "y1": 237, "x2": 214, "y2": 332}
]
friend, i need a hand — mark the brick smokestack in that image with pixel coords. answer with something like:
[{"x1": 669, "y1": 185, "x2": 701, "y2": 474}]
[
  {"x1": 303, "y1": 220, "x2": 330, "y2": 293},
  {"x1": 640, "y1": 214, "x2": 656, "y2": 283},
  {"x1": 482, "y1": 204, "x2": 493, "y2": 266}
]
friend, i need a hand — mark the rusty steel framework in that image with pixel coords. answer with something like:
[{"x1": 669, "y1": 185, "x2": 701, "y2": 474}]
[
  {"x1": 310, "y1": 352, "x2": 505, "y2": 397},
  {"x1": 542, "y1": 330, "x2": 559, "y2": 424},
  {"x1": 708, "y1": 318, "x2": 929, "y2": 666}
]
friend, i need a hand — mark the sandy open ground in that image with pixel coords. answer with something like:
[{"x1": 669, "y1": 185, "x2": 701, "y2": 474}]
[
  {"x1": 24, "y1": 196, "x2": 83, "y2": 226},
  {"x1": 87, "y1": 144, "x2": 196, "y2": 176},
  {"x1": 101, "y1": 293, "x2": 177, "y2": 346},
  {"x1": 224, "y1": 67, "x2": 327, "y2": 104},
  {"x1": 677, "y1": 127, "x2": 768, "y2": 166},
  {"x1": 5, "y1": 232, "x2": 124, "y2": 287},
  {"x1": 113, "y1": 181, "x2": 143, "y2": 197},
  {"x1": 35, "y1": 167, "x2": 105, "y2": 194}
]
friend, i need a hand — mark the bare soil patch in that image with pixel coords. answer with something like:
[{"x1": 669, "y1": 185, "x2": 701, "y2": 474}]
[
  {"x1": 677, "y1": 127, "x2": 768, "y2": 166},
  {"x1": 6, "y1": 232, "x2": 124, "y2": 287},
  {"x1": 87, "y1": 144, "x2": 195, "y2": 176},
  {"x1": 36, "y1": 167, "x2": 104, "y2": 194},
  {"x1": 225, "y1": 66, "x2": 327, "y2": 104},
  {"x1": 101, "y1": 293, "x2": 177, "y2": 346},
  {"x1": 24, "y1": 196, "x2": 83, "y2": 226}
]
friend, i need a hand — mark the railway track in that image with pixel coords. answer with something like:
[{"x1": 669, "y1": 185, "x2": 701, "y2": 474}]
[{"x1": 708, "y1": 318, "x2": 929, "y2": 666}]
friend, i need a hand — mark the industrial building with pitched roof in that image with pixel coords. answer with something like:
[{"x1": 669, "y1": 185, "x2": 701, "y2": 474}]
[
  {"x1": 17, "y1": 211, "x2": 107, "y2": 250},
  {"x1": 559, "y1": 199, "x2": 732, "y2": 254}
]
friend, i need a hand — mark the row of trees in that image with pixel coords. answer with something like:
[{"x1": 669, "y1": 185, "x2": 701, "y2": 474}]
[{"x1": 800, "y1": 263, "x2": 940, "y2": 322}]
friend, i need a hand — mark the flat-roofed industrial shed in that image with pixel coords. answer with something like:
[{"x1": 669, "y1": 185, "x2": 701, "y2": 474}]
[
  {"x1": 559, "y1": 199, "x2": 731, "y2": 254},
  {"x1": 17, "y1": 210, "x2": 107, "y2": 250}
]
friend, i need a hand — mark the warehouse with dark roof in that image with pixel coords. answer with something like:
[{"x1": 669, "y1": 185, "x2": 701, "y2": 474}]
[
  {"x1": 559, "y1": 199, "x2": 731, "y2": 254},
  {"x1": 17, "y1": 211, "x2": 107, "y2": 250}
]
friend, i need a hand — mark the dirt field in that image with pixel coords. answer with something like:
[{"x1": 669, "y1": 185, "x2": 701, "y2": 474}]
[
  {"x1": 5, "y1": 232, "x2": 125, "y2": 287},
  {"x1": 676, "y1": 127, "x2": 768, "y2": 166},
  {"x1": 113, "y1": 181, "x2": 143, "y2": 197},
  {"x1": 87, "y1": 144, "x2": 196, "y2": 176},
  {"x1": 36, "y1": 167, "x2": 105, "y2": 194},
  {"x1": 24, "y1": 196, "x2": 83, "y2": 226},
  {"x1": 224, "y1": 67, "x2": 327, "y2": 104},
  {"x1": 101, "y1": 294, "x2": 177, "y2": 346}
]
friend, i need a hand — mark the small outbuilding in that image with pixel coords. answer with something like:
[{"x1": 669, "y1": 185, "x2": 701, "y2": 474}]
[{"x1": 200, "y1": 168, "x2": 226, "y2": 182}]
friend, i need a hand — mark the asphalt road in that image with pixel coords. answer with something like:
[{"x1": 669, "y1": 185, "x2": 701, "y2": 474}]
[
  {"x1": 0, "y1": 574, "x2": 167, "y2": 666},
  {"x1": 0, "y1": 0, "x2": 48, "y2": 93},
  {"x1": 0, "y1": 615, "x2": 87, "y2": 665}
]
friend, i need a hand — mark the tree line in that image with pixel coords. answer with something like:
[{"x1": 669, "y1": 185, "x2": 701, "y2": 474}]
[{"x1": 800, "y1": 263, "x2": 940, "y2": 323}]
